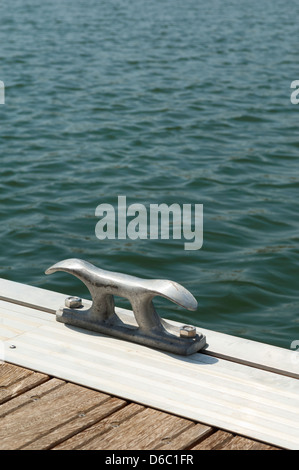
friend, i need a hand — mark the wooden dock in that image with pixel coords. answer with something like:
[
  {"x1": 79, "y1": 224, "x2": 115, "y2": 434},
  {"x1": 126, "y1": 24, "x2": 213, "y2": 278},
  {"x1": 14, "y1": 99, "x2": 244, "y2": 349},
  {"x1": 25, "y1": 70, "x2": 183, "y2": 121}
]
[
  {"x1": 0, "y1": 362, "x2": 279, "y2": 450},
  {"x1": 0, "y1": 277, "x2": 298, "y2": 450}
]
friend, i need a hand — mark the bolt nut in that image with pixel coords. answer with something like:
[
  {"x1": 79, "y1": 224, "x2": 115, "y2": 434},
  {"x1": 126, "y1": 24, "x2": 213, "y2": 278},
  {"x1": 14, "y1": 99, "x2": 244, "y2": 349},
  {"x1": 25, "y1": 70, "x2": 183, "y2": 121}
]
[
  {"x1": 180, "y1": 325, "x2": 197, "y2": 338},
  {"x1": 65, "y1": 296, "x2": 83, "y2": 309}
]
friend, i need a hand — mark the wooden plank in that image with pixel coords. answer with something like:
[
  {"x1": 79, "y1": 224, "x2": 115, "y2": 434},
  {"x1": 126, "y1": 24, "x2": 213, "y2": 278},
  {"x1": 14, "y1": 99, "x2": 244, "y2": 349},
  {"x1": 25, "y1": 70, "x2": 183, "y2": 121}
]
[
  {"x1": 24, "y1": 397, "x2": 126, "y2": 450},
  {"x1": 54, "y1": 403, "x2": 145, "y2": 450},
  {"x1": 0, "y1": 277, "x2": 298, "y2": 379},
  {"x1": 0, "y1": 363, "x2": 49, "y2": 405},
  {"x1": 0, "y1": 378, "x2": 65, "y2": 419},
  {"x1": 0, "y1": 379, "x2": 119, "y2": 450},
  {"x1": 191, "y1": 430, "x2": 280, "y2": 451},
  {"x1": 220, "y1": 435, "x2": 279, "y2": 450},
  {"x1": 191, "y1": 430, "x2": 235, "y2": 450},
  {"x1": 1, "y1": 362, "x2": 34, "y2": 387},
  {"x1": 0, "y1": 283, "x2": 299, "y2": 449},
  {"x1": 0, "y1": 363, "x2": 278, "y2": 451},
  {"x1": 157, "y1": 422, "x2": 213, "y2": 450},
  {"x1": 1, "y1": 314, "x2": 299, "y2": 449},
  {"x1": 64, "y1": 407, "x2": 193, "y2": 451}
]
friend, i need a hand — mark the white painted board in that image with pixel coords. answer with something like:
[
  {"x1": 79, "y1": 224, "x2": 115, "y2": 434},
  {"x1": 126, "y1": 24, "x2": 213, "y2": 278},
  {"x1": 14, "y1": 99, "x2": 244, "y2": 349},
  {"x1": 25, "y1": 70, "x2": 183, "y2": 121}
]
[
  {"x1": 0, "y1": 298, "x2": 298, "y2": 449},
  {"x1": 0, "y1": 278, "x2": 297, "y2": 379}
]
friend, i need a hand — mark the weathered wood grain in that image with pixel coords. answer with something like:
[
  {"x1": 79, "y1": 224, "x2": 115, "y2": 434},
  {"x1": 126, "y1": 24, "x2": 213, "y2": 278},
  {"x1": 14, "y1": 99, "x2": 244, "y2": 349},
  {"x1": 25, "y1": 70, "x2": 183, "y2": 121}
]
[
  {"x1": 0, "y1": 363, "x2": 49, "y2": 405},
  {"x1": 157, "y1": 422, "x2": 214, "y2": 450},
  {"x1": 0, "y1": 363, "x2": 282, "y2": 451},
  {"x1": 2, "y1": 304, "x2": 298, "y2": 449},
  {"x1": 77, "y1": 407, "x2": 195, "y2": 450},
  {"x1": 54, "y1": 403, "x2": 145, "y2": 450},
  {"x1": 1, "y1": 273, "x2": 296, "y2": 451},
  {"x1": 25, "y1": 397, "x2": 127, "y2": 450},
  {"x1": 221, "y1": 435, "x2": 280, "y2": 450},
  {"x1": 191, "y1": 430, "x2": 235, "y2": 450},
  {"x1": 0, "y1": 377, "x2": 64, "y2": 419},
  {"x1": 0, "y1": 379, "x2": 116, "y2": 450}
]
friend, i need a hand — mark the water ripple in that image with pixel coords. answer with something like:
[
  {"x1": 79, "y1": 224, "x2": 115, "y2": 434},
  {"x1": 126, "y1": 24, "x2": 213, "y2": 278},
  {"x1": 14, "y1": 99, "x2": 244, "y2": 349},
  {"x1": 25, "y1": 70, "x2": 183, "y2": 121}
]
[{"x1": 0, "y1": 0, "x2": 298, "y2": 349}]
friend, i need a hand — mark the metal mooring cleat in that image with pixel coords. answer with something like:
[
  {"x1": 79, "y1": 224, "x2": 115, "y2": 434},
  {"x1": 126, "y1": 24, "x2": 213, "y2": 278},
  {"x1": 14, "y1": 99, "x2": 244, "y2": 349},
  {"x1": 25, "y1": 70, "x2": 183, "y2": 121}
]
[{"x1": 45, "y1": 258, "x2": 206, "y2": 355}]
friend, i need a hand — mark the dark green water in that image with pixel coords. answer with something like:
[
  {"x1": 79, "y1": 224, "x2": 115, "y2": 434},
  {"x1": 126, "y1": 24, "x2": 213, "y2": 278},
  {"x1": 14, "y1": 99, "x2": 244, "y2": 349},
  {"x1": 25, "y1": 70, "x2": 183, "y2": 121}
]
[{"x1": 0, "y1": 0, "x2": 299, "y2": 349}]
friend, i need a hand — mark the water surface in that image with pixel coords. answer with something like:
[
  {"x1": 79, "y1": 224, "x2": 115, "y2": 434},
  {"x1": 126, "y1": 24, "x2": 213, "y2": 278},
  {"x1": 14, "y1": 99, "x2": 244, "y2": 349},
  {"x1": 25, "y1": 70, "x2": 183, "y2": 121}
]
[{"x1": 0, "y1": 0, "x2": 299, "y2": 349}]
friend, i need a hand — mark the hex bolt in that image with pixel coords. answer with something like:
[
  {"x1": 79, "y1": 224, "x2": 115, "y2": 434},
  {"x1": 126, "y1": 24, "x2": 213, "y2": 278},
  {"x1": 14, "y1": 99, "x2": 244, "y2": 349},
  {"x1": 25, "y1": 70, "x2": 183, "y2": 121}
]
[
  {"x1": 180, "y1": 325, "x2": 197, "y2": 338},
  {"x1": 65, "y1": 296, "x2": 83, "y2": 309}
]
